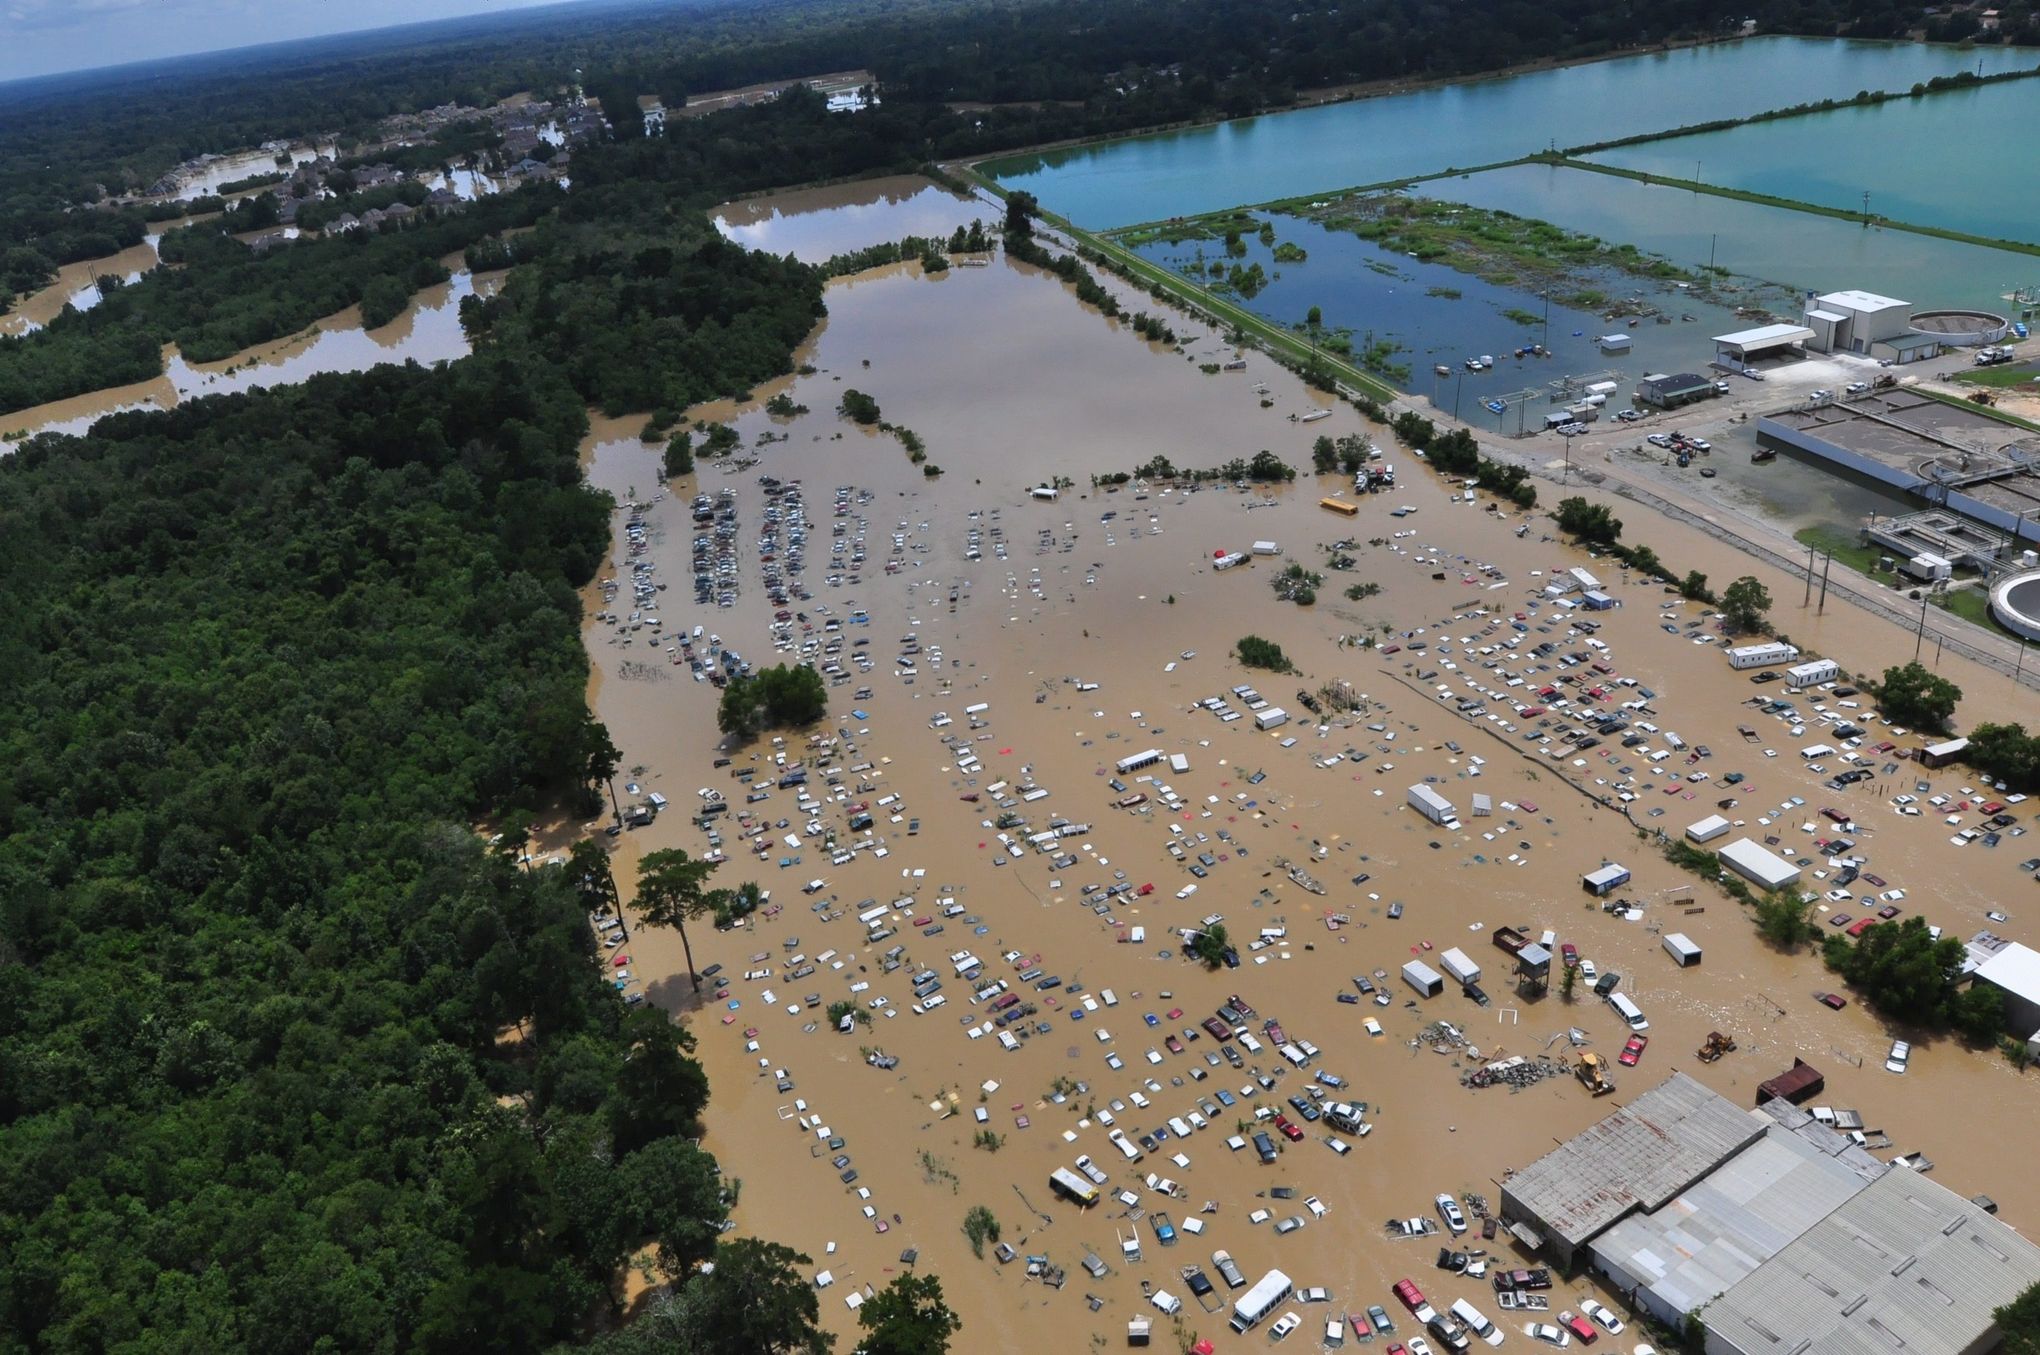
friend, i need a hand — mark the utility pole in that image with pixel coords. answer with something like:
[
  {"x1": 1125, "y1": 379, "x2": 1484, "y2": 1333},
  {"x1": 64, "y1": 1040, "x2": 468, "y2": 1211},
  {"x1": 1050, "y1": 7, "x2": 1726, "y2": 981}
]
[
  {"x1": 1914, "y1": 592, "x2": 1929, "y2": 662},
  {"x1": 1862, "y1": 190, "x2": 1871, "y2": 227},
  {"x1": 1818, "y1": 554, "x2": 1831, "y2": 614},
  {"x1": 1804, "y1": 543, "x2": 1816, "y2": 606},
  {"x1": 1708, "y1": 234, "x2": 1717, "y2": 274}
]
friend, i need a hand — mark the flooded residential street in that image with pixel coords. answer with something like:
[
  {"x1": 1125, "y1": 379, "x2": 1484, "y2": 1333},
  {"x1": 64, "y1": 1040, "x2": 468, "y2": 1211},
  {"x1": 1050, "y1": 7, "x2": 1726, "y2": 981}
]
[{"x1": 576, "y1": 186, "x2": 2038, "y2": 1350}]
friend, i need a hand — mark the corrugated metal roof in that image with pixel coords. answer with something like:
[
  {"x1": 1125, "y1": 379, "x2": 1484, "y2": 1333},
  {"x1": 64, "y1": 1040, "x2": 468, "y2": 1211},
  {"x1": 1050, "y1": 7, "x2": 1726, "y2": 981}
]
[
  {"x1": 1593, "y1": 1124, "x2": 1876, "y2": 1318},
  {"x1": 1504, "y1": 1073, "x2": 1765, "y2": 1248},
  {"x1": 1977, "y1": 940, "x2": 2040, "y2": 1003},
  {"x1": 1705, "y1": 1169, "x2": 2040, "y2": 1355}
]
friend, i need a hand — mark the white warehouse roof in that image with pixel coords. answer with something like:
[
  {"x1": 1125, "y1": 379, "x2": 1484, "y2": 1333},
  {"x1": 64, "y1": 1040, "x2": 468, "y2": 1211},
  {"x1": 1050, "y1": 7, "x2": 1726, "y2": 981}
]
[
  {"x1": 1719, "y1": 838, "x2": 1800, "y2": 889},
  {"x1": 1975, "y1": 940, "x2": 2040, "y2": 1003},
  {"x1": 1702, "y1": 1169, "x2": 2040, "y2": 1355},
  {"x1": 1714, "y1": 322, "x2": 1816, "y2": 350},
  {"x1": 1816, "y1": 288, "x2": 1910, "y2": 314}
]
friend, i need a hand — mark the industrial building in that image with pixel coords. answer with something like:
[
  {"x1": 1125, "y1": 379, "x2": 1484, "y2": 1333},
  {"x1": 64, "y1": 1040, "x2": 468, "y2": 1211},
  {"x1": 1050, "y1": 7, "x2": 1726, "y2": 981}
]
[
  {"x1": 1800, "y1": 289, "x2": 1928, "y2": 362},
  {"x1": 1636, "y1": 372, "x2": 1720, "y2": 410},
  {"x1": 1718, "y1": 838, "x2": 1802, "y2": 890},
  {"x1": 1701, "y1": 1167, "x2": 2040, "y2": 1355},
  {"x1": 1757, "y1": 390, "x2": 2040, "y2": 546},
  {"x1": 1500, "y1": 1072, "x2": 1765, "y2": 1268},
  {"x1": 1590, "y1": 1100, "x2": 1884, "y2": 1329},
  {"x1": 1970, "y1": 937, "x2": 2040, "y2": 1048}
]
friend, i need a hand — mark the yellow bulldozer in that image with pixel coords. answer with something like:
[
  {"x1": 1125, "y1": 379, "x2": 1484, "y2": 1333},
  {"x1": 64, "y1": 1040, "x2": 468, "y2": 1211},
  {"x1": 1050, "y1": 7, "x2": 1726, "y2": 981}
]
[
  {"x1": 1697, "y1": 1031, "x2": 1737, "y2": 1063},
  {"x1": 1575, "y1": 1052, "x2": 1615, "y2": 1096}
]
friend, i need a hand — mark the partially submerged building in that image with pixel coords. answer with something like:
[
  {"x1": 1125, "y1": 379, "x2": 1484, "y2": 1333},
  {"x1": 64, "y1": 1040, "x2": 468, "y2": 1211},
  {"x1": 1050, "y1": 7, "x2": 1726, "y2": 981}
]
[
  {"x1": 1701, "y1": 1167, "x2": 2040, "y2": 1355},
  {"x1": 1500, "y1": 1072, "x2": 1765, "y2": 1268}
]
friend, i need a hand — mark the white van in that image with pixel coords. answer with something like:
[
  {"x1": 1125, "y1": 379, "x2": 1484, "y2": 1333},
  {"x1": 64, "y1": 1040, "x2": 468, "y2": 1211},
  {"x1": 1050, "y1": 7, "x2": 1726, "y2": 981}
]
[
  {"x1": 1800, "y1": 744, "x2": 1836, "y2": 760},
  {"x1": 998, "y1": 1030, "x2": 1020, "y2": 1051},
  {"x1": 1608, "y1": 992, "x2": 1649, "y2": 1030},
  {"x1": 1451, "y1": 1299, "x2": 1498, "y2": 1344}
]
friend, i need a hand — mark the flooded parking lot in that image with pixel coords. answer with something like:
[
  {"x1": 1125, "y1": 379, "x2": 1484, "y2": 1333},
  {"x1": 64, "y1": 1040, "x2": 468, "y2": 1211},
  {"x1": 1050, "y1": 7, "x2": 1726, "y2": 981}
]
[{"x1": 575, "y1": 186, "x2": 2038, "y2": 1350}]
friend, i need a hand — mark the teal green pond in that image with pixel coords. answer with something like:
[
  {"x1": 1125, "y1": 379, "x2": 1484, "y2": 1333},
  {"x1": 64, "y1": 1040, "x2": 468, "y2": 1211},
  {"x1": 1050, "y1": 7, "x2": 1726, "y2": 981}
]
[
  {"x1": 1429, "y1": 163, "x2": 2038, "y2": 312},
  {"x1": 989, "y1": 38, "x2": 2037, "y2": 229},
  {"x1": 1587, "y1": 75, "x2": 2040, "y2": 246}
]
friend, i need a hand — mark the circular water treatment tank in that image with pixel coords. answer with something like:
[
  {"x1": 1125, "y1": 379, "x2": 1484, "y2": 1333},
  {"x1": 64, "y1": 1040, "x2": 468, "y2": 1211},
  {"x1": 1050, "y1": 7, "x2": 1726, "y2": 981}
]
[
  {"x1": 1909, "y1": 309, "x2": 2011, "y2": 346},
  {"x1": 1989, "y1": 568, "x2": 2040, "y2": 642}
]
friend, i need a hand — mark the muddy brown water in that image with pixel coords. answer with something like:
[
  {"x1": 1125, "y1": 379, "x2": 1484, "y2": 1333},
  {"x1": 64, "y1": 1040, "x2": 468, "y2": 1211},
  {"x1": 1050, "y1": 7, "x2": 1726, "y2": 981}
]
[
  {"x1": 579, "y1": 188, "x2": 2038, "y2": 1351},
  {"x1": 1, "y1": 259, "x2": 503, "y2": 449},
  {"x1": 714, "y1": 176, "x2": 990, "y2": 264}
]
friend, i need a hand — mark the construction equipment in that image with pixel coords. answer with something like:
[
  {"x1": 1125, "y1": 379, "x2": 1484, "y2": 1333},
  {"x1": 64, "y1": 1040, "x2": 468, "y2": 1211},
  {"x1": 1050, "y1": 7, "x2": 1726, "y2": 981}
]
[
  {"x1": 1574, "y1": 1052, "x2": 1615, "y2": 1096},
  {"x1": 1697, "y1": 1031, "x2": 1737, "y2": 1063}
]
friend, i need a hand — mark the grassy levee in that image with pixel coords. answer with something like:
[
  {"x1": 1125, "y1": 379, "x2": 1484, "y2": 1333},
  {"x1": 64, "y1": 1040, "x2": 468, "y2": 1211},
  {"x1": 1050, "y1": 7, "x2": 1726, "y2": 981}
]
[
  {"x1": 959, "y1": 165, "x2": 1402, "y2": 406},
  {"x1": 1550, "y1": 156, "x2": 2040, "y2": 257}
]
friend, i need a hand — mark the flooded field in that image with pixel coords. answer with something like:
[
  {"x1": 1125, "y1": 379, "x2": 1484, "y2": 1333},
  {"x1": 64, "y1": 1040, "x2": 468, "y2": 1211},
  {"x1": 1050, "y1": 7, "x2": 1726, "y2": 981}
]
[
  {"x1": 577, "y1": 185, "x2": 2038, "y2": 1351},
  {"x1": 1, "y1": 260, "x2": 500, "y2": 449},
  {"x1": 714, "y1": 176, "x2": 988, "y2": 263},
  {"x1": 1126, "y1": 209, "x2": 1789, "y2": 397}
]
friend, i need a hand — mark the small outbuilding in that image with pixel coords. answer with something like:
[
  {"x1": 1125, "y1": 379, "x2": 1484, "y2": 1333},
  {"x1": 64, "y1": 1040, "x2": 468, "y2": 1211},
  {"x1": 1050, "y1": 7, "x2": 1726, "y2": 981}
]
[
  {"x1": 1661, "y1": 933, "x2": 1702, "y2": 967},
  {"x1": 1685, "y1": 814, "x2": 1731, "y2": 844},
  {"x1": 1582, "y1": 862, "x2": 1632, "y2": 896}
]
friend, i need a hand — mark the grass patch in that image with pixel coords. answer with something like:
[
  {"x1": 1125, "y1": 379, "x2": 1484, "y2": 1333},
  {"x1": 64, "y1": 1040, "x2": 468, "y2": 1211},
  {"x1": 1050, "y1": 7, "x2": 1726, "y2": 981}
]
[
  {"x1": 1298, "y1": 193, "x2": 1699, "y2": 296},
  {"x1": 1953, "y1": 366, "x2": 2040, "y2": 389},
  {"x1": 1934, "y1": 587, "x2": 1998, "y2": 629},
  {"x1": 1793, "y1": 524, "x2": 1884, "y2": 576}
]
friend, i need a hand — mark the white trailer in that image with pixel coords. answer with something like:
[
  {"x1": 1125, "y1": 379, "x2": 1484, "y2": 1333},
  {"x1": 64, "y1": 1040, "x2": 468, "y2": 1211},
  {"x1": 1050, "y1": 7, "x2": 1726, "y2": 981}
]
[
  {"x1": 1402, "y1": 959, "x2": 1444, "y2": 998},
  {"x1": 1726, "y1": 641, "x2": 1800, "y2": 670},
  {"x1": 1786, "y1": 658, "x2": 1839, "y2": 688},
  {"x1": 1407, "y1": 784, "x2": 1458, "y2": 826},
  {"x1": 1254, "y1": 708, "x2": 1289, "y2": 731},
  {"x1": 1439, "y1": 947, "x2": 1481, "y2": 986}
]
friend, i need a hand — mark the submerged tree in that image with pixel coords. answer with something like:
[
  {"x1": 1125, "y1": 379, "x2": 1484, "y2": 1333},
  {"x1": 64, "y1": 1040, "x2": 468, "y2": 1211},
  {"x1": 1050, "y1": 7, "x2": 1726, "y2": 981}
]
[{"x1": 635, "y1": 848, "x2": 721, "y2": 991}]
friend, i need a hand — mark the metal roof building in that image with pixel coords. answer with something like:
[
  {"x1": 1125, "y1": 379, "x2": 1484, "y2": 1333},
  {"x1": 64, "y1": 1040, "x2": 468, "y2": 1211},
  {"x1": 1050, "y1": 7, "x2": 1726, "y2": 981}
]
[
  {"x1": 1591, "y1": 1105, "x2": 1885, "y2": 1328},
  {"x1": 1702, "y1": 1167, "x2": 2040, "y2": 1355},
  {"x1": 1718, "y1": 838, "x2": 1801, "y2": 890},
  {"x1": 1973, "y1": 939, "x2": 2040, "y2": 1040},
  {"x1": 1501, "y1": 1072, "x2": 1765, "y2": 1266}
]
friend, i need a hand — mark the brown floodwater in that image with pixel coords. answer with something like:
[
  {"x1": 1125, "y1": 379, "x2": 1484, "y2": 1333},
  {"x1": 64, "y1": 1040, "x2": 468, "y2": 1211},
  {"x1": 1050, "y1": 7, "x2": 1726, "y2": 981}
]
[
  {"x1": 577, "y1": 184, "x2": 2038, "y2": 1352},
  {"x1": 0, "y1": 216, "x2": 216, "y2": 338},
  {"x1": 1, "y1": 260, "x2": 502, "y2": 450},
  {"x1": 714, "y1": 176, "x2": 991, "y2": 264}
]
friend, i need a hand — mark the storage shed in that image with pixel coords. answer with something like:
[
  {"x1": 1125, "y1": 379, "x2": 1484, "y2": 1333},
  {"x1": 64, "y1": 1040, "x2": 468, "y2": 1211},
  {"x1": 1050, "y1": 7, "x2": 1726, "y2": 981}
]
[
  {"x1": 1582, "y1": 862, "x2": 1631, "y2": 896},
  {"x1": 1662, "y1": 933, "x2": 1702, "y2": 967},
  {"x1": 1685, "y1": 814, "x2": 1731, "y2": 844},
  {"x1": 1718, "y1": 838, "x2": 1800, "y2": 890},
  {"x1": 1254, "y1": 707, "x2": 1289, "y2": 731}
]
